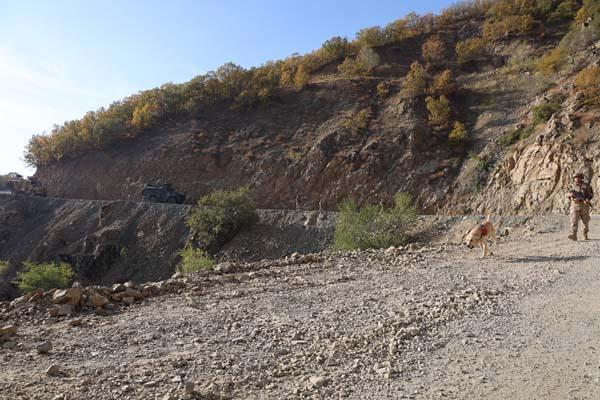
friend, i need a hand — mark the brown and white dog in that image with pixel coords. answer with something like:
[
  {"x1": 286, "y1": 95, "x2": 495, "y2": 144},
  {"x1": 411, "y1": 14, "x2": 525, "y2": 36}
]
[{"x1": 465, "y1": 214, "x2": 498, "y2": 258}]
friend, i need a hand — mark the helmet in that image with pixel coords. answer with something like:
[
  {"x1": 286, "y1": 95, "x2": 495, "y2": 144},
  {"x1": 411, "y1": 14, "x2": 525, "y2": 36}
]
[{"x1": 573, "y1": 172, "x2": 585, "y2": 179}]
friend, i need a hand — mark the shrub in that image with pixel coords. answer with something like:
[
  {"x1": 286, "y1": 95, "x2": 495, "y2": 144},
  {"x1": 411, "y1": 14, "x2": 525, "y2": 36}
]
[
  {"x1": 421, "y1": 36, "x2": 447, "y2": 66},
  {"x1": 498, "y1": 125, "x2": 534, "y2": 147},
  {"x1": 354, "y1": 26, "x2": 387, "y2": 48},
  {"x1": 429, "y1": 70, "x2": 456, "y2": 96},
  {"x1": 456, "y1": 37, "x2": 488, "y2": 65},
  {"x1": 321, "y1": 36, "x2": 351, "y2": 60},
  {"x1": 532, "y1": 102, "x2": 562, "y2": 124},
  {"x1": 338, "y1": 47, "x2": 380, "y2": 77},
  {"x1": 575, "y1": 66, "x2": 600, "y2": 106},
  {"x1": 552, "y1": 0, "x2": 580, "y2": 21},
  {"x1": 15, "y1": 262, "x2": 73, "y2": 293},
  {"x1": 186, "y1": 187, "x2": 259, "y2": 248},
  {"x1": 342, "y1": 107, "x2": 372, "y2": 136},
  {"x1": 333, "y1": 193, "x2": 417, "y2": 251},
  {"x1": 0, "y1": 261, "x2": 9, "y2": 276},
  {"x1": 376, "y1": 82, "x2": 389, "y2": 97},
  {"x1": 483, "y1": 15, "x2": 536, "y2": 41},
  {"x1": 448, "y1": 121, "x2": 468, "y2": 145},
  {"x1": 177, "y1": 245, "x2": 215, "y2": 273},
  {"x1": 425, "y1": 96, "x2": 451, "y2": 129},
  {"x1": 401, "y1": 62, "x2": 427, "y2": 97},
  {"x1": 535, "y1": 47, "x2": 567, "y2": 75}
]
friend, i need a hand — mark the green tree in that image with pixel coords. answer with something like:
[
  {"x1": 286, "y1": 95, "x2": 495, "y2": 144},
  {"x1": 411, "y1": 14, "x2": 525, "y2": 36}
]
[{"x1": 186, "y1": 187, "x2": 259, "y2": 249}]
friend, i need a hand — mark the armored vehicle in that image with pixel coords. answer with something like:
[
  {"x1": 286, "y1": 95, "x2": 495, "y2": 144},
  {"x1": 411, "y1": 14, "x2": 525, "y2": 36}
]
[
  {"x1": 142, "y1": 183, "x2": 186, "y2": 204},
  {"x1": 7, "y1": 174, "x2": 47, "y2": 197}
]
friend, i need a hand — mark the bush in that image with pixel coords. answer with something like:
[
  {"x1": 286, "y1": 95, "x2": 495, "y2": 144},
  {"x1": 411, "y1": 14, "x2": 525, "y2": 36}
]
[
  {"x1": 0, "y1": 261, "x2": 9, "y2": 276},
  {"x1": 425, "y1": 96, "x2": 451, "y2": 129},
  {"x1": 321, "y1": 36, "x2": 351, "y2": 60},
  {"x1": 532, "y1": 102, "x2": 562, "y2": 124},
  {"x1": 575, "y1": 66, "x2": 600, "y2": 106},
  {"x1": 456, "y1": 37, "x2": 488, "y2": 65},
  {"x1": 535, "y1": 47, "x2": 566, "y2": 75},
  {"x1": 448, "y1": 121, "x2": 468, "y2": 145},
  {"x1": 483, "y1": 15, "x2": 536, "y2": 41},
  {"x1": 186, "y1": 187, "x2": 259, "y2": 248},
  {"x1": 376, "y1": 82, "x2": 389, "y2": 97},
  {"x1": 422, "y1": 36, "x2": 447, "y2": 66},
  {"x1": 15, "y1": 262, "x2": 73, "y2": 293},
  {"x1": 429, "y1": 70, "x2": 456, "y2": 96},
  {"x1": 498, "y1": 125, "x2": 534, "y2": 147},
  {"x1": 177, "y1": 245, "x2": 215, "y2": 273},
  {"x1": 333, "y1": 193, "x2": 417, "y2": 251},
  {"x1": 354, "y1": 26, "x2": 387, "y2": 48},
  {"x1": 338, "y1": 47, "x2": 380, "y2": 77},
  {"x1": 401, "y1": 62, "x2": 427, "y2": 97},
  {"x1": 342, "y1": 107, "x2": 372, "y2": 136}
]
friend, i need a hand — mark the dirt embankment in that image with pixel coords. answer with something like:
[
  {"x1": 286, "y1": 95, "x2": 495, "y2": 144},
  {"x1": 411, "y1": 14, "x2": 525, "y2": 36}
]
[{"x1": 0, "y1": 194, "x2": 337, "y2": 299}]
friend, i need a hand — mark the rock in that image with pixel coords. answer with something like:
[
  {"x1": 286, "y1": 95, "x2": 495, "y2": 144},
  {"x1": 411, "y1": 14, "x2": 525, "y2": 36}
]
[
  {"x1": 0, "y1": 324, "x2": 17, "y2": 337},
  {"x1": 52, "y1": 288, "x2": 81, "y2": 306},
  {"x1": 214, "y1": 262, "x2": 234, "y2": 274},
  {"x1": 122, "y1": 297, "x2": 135, "y2": 305},
  {"x1": 123, "y1": 287, "x2": 143, "y2": 299},
  {"x1": 309, "y1": 375, "x2": 331, "y2": 389},
  {"x1": 69, "y1": 319, "x2": 83, "y2": 327},
  {"x1": 112, "y1": 283, "x2": 126, "y2": 293},
  {"x1": 142, "y1": 284, "x2": 160, "y2": 297},
  {"x1": 46, "y1": 364, "x2": 61, "y2": 377},
  {"x1": 123, "y1": 281, "x2": 138, "y2": 289},
  {"x1": 56, "y1": 304, "x2": 72, "y2": 316},
  {"x1": 171, "y1": 272, "x2": 183, "y2": 279},
  {"x1": 184, "y1": 381, "x2": 195, "y2": 394},
  {"x1": 52, "y1": 395, "x2": 65, "y2": 400},
  {"x1": 36, "y1": 340, "x2": 52, "y2": 354},
  {"x1": 89, "y1": 294, "x2": 109, "y2": 308},
  {"x1": 2, "y1": 341, "x2": 16, "y2": 350}
]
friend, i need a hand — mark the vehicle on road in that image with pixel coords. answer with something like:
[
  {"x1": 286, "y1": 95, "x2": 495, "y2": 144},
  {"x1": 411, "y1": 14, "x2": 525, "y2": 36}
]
[
  {"x1": 7, "y1": 174, "x2": 47, "y2": 197},
  {"x1": 142, "y1": 183, "x2": 186, "y2": 204}
]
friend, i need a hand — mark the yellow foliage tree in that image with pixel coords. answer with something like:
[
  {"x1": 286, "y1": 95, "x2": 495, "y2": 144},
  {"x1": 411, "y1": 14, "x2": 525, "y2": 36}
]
[
  {"x1": 401, "y1": 62, "x2": 427, "y2": 98},
  {"x1": 425, "y1": 95, "x2": 451, "y2": 129}
]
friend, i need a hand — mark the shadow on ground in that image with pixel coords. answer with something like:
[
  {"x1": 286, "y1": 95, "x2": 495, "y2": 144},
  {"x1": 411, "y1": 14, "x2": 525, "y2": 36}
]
[{"x1": 505, "y1": 255, "x2": 589, "y2": 263}]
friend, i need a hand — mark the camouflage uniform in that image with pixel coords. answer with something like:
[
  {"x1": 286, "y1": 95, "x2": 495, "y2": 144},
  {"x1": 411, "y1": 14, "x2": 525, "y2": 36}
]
[{"x1": 567, "y1": 177, "x2": 594, "y2": 240}]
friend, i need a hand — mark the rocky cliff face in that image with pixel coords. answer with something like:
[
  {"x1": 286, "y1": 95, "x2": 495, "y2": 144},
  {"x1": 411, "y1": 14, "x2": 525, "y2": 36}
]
[{"x1": 469, "y1": 43, "x2": 600, "y2": 215}]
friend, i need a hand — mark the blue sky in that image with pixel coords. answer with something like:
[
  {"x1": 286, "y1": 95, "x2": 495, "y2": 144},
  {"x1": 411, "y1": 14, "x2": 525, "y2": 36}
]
[{"x1": 0, "y1": 0, "x2": 456, "y2": 175}]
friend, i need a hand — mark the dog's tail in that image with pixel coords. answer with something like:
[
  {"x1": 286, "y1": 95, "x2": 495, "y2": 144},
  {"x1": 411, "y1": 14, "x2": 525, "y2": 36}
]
[{"x1": 486, "y1": 212, "x2": 491, "y2": 222}]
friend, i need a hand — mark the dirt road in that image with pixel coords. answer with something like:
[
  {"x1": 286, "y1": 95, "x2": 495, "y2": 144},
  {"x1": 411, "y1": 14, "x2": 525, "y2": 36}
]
[{"x1": 1, "y1": 215, "x2": 599, "y2": 399}]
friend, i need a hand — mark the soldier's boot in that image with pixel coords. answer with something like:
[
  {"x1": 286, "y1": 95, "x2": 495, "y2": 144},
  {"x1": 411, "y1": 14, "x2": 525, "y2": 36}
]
[
  {"x1": 568, "y1": 233, "x2": 577, "y2": 241},
  {"x1": 583, "y1": 230, "x2": 589, "y2": 240}
]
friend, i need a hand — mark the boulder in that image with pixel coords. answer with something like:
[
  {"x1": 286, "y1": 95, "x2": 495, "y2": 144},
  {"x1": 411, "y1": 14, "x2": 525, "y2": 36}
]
[
  {"x1": 89, "y1": 294, "x2": 109, "y2": 308},
  {"x1": 56, "y1": 304, "x2": 72, "y2": 316},
  {"x1": 52, "y1": 288, "x2": 81, "y2": 306},
  {"x1": 0, "y1": 324, "x2": 17, "y2": 337}
]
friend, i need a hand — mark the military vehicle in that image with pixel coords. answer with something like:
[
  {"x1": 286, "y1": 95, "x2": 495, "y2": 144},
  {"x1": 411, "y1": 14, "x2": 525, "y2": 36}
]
[
  {"x1": 7, "y1": 174, "x2": 47, "y2": 196},
  {"x1": 142, "y1": 183, "x2": 186, "y2": 204}
]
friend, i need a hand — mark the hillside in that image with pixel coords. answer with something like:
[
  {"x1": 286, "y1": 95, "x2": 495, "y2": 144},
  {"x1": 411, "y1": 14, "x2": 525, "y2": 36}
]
[{"x1": 26, "y1": 0, "x2": 600, "y2": 214}]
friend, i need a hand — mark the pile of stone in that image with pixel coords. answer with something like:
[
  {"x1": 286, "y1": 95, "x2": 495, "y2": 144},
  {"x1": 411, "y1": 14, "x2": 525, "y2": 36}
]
[{"x1": 7, "y1": 278, "x2": 186, "y2": 318}]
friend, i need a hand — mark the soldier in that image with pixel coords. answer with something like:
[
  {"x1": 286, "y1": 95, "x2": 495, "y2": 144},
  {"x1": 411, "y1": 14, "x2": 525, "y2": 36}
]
[{"x1": 567, "y1": 172, "x2": 594, "y2": 241}]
